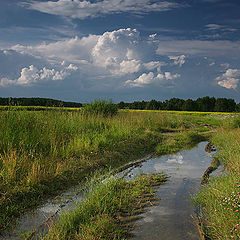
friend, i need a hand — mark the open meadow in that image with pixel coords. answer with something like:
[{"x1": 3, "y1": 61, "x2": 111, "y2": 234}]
[{"x1": 0, "y1": 106, "x2": 239, "y2": 239}]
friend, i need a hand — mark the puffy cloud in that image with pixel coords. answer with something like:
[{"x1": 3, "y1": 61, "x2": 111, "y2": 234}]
[
  {"x1": 1, "y1": 64, "x2": 78, "y2": 86},
  {"x1": 164, "y1": 72, "x2": 180, "y2": 80},
  {"x1": 0, "y1": 77, "x2": 16, "y2": 87},
  {"x1": 126, "y1": 72, "x2": 155, "y2": 87},
  {"x1": 24, "y1": 0, "x2": 183, "y2": 19},
  {"x1": 11, "y1": 28, "x2": 145, "y2": 77},
  {"x1": 91, "y1": 28, "x2": 152, "y2": 76},
  {"x1": 3, "y1": 28, "x2": 191, "y2": 90},
  {"x1": 168, "y1": 55, "x2": 185, "y2": 67},
  {"x1": 209, "y1": 62, "x2": 215, "y2": 66},
  {"x1": 118, "y1": 59, "x2": 141, "y2": 74},
  {"x1": 143, "y1": 61, "x2": 165, "y2": 71},
  {"x1": 125, "y1": 71, "x2": 180, "y2": 87},
  {"x1": 216, "y1": 69, "x2": 240, "y2": 89},
  {"x1": 67, "y1": 63, "x2": 79, "y2": 70},
  {"x1": 18, "y1": 65, "x2": 40, "y2": 85},
  {"x1": 11, "y1": 35, "x2": 99, "y2": 64},
  {"x1": 92, "y1": 28, "x2": 140, "y2": 67}
]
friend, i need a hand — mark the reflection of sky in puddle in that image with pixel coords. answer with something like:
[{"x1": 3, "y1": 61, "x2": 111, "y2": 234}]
[
  {"x1": 130, "y1": 141, "x2": 214, "y2": 240},
  {"x1": 167, "y1": 153, "x2": 184, "y2": 164},
  {"x1": 126, "y1": 142, "x2": 213, "y2": 181}
]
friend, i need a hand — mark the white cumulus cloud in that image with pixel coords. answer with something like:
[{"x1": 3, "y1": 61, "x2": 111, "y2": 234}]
[
  {"x1": 0, "y1": 64, "x2": 78, "y2": 86},
  {"x1": 118, "y1": 59, "x2": 141, "y2": 74},
  {"x1": 164, "y1": 72, "x2": 180, "y2": 80},
  {"x1": 0, "y1": 77, "x2": 16, "y2": 87},
  {"x1": 24, "y1": 0, "x2": 184, "y2": 19},
  {"x1": 143, "y1": 61, "x2": 165, "y2": 71},
  {"x1": 168, "y1": 55, "x2": 186, "y2": 67},
  {"x1": 4, "y1": 28, "x2": 192, "y2": 90},
  {"x1": 125, "y1": 71, "x2": 180, "y2": 87},
  {"x1": 11, "y1": 35, "x2": 99, "y2": 64},
  {"x1": 216, "y1": 69, "x2": 240, "y2": 89},
  {"x1": 17, "y1": 65, "x2": 40, "y2": 85},
  {"x1": 92, "y1": 28, "x2": 140, "y2": 67}
]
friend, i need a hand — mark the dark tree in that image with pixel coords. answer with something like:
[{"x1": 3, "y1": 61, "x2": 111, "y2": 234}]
[
  {"x1": 164, "y1": 98, "x2": 185, "y2": 111},
  {"x1": 196, "y1": 97, "x2": 216, "y2": 112},
  {"x1": 145, "y1": 99, "x2": 160, "y2": 110},
  {"x1": 182, "y1": 99, "x2": 198, "y2": 111},
  {"x1": 0, "y1": 97, "x2": 82, "y2": 107},
  {"x1": 214, "y1": 98, "x2": 236, "y2": 112}
]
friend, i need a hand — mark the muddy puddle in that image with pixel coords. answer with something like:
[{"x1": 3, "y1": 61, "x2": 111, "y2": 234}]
[{"x1": 1, "y1": 141, "x2": 219, "y2": 239}]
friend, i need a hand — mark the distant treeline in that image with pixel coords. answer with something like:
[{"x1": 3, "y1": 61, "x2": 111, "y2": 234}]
[
  {"x1": 1, "y1": 96, "x2": 239, "y2": 112},
  {"x1": 117, "y1": 97, "x2": 240, "y2": 112},
  {"x1": 0, "y1": 97, "x2": 82, "y2": 108}
]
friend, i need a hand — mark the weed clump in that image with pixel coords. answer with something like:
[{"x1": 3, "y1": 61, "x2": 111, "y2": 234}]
[{"x1": 83, "y1": 99, "x2": 118, "y2": 117}]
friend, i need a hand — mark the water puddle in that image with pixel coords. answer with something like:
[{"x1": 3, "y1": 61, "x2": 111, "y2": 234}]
[
  {"x1": 1, "y1": 141, "x2": 218, "y2": 239},
  {"x1": 123, "y1": 141, "x2": 217, "y2": 240}
]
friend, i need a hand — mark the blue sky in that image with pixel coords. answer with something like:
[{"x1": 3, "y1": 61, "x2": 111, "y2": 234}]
[{"x1": 0, "y1": 0, "x2": 240, "y2": 102}]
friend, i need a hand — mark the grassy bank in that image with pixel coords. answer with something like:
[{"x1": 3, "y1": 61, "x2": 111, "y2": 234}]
[
  {"x1": 0, "y1": 109, "x2": 227, "y2": 233},
  {"x1": 42, "y1": 173, "x2": 167, "y2": 240},
  {"x1": 195, "y1": 128, "x2": 240, "y2": 240}
]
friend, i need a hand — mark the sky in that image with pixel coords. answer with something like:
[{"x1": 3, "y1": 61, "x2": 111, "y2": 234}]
[{"x1": 0, "y1": 0, "x2": 240, "y2": 103}]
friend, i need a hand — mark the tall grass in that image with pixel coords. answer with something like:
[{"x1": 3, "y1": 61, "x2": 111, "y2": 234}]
[
  {"x1": 0, "y1": 109, "x2": 224, "y2": 232},
  {"x1": 194, "y1": 127, "x2": 240, "y2": 240}
]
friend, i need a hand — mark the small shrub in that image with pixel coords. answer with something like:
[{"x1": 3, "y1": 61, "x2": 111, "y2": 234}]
[{"x1": 83, "y1": 100, "x2": 118, "y2": 117}]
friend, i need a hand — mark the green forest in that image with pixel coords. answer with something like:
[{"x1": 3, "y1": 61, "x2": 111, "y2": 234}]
[
  {"x1": 0, "y1": 97, "x2": 82, "y2": 108},
  {"x1": 0, "y1": 96, "x2": 239, "y2": 112},
  {"x1": 118, "y1": 96, "x2": 238, "y2": 112}
]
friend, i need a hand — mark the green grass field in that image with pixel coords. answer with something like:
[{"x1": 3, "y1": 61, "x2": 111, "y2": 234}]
[{"x1": 0, "y1": 106, "x2": 239, "y2": 239}]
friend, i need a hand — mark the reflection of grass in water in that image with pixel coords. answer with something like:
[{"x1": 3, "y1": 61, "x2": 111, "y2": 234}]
[{"x1": 43, "y1": 173, "x2": 167, "y2": 240}]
